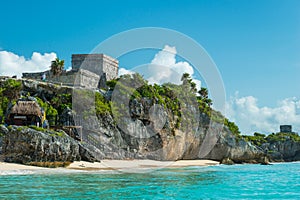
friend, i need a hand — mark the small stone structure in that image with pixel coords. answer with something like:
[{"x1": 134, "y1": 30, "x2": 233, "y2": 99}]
[
  {"x1": 22, "y1": 54, "x2": 119, "y2": 88},
  {"x1": 280, "y1": 125, "x2": 292, "y2": 133},
  {"x1": 72, "y1": 54, "x2": 118, "y2": 81}
]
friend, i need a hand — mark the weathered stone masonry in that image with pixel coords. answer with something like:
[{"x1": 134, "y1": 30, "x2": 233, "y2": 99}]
[{"x1": 22, "y1": 54, "x2": 119, "y2": 88}]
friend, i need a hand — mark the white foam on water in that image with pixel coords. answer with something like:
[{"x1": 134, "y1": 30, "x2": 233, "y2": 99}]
[
  {"x1": 0, "y1": 170, "x2": 36, "y2": 176},
  {"x1": 0, "y1": 168, "x2": 118, "y2": 176}
]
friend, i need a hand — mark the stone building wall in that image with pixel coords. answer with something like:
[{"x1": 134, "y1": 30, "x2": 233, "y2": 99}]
[
  {"x1": 49, "y1": 71, "x2": 77, "y2": 86},
  {"x1": 22, "y1": 53, "x2": 118, "y2": 88},
  {"x1": 23, "y1": 70, "x2": 76, "y2": 86},
  {"x1": 102, "y1": 55, "x2": 119, "y2": 80},
  {"x1": 280, "y1": 125, "x2": 292, "y2": 133},
  {"x1": 75, "y1": 69, "x2": 100, "y2": 88},
  {"x1": 72, "y1": 54, "x2": 118, "y2": 81},
  {"x1": 23, "y1": 71, "x2": 50, "y2": 80},
  {"x1": 22, "y1": 70, "x2": 99, "y2": 88}
]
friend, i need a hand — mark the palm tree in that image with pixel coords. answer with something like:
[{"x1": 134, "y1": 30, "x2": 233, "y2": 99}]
[
  {"x1": 50, "y1": 58, "x2": 64, "y2": 77},
  {"x1": 181, "y1": 73, "x2": 197, "y2": 93},
  {"x1": 181, "y1": 73, "x2": 190, "y2": 83},
  {"x1": 198, "y1": 87, "x2": 208, "y2": 99},
  {"x1": 197, "y1": 87, "x2": 212, "y2": 107}
]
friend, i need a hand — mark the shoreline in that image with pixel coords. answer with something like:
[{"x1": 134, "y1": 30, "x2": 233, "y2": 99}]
[
  {"x1": 0, "y1": 159, "x2": 219, "y2": 174},
  {"x1": 1, "y1": 160, "x2": 300, "y2": 175},
  {"x1": 68, "y1": 159, "x2": 219, "y2": 171}
]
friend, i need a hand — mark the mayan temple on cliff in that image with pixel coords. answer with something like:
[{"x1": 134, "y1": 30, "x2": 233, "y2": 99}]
[{"x1": 22, "y1": 54, "x2": 119, "y2": 88}]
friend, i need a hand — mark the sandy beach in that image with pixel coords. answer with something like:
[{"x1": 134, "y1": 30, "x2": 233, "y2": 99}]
[
  {"x1": 0, "y1": 159, "x2": 219, "y2": 174},
  {"x1": 68, "y1": 159, "x2": 219, "y2": 171}
]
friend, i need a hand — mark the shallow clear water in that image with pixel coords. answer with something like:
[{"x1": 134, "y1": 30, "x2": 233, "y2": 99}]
[{"x1": 0, "y1": 162, "x2": 299, "y2": 199}]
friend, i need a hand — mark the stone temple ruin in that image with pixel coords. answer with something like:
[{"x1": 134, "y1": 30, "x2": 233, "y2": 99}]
[
  {"x1": 22, "y1": 54, "x2": 119, "y2": 88},
  {"x1": 280, "y1": 125, "x2": 292, "y2": 133}
]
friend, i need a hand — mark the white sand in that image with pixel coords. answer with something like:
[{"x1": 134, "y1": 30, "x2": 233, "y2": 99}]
[
  {"x1": 0, "y1": 162, "x2": 48, "y2": 171},
  {"x1": 0, "y1": 159, "x2": 219, "y2": 174},
  {"x1": 67, "y1": 159, "x2": 219, "y2": 172}
]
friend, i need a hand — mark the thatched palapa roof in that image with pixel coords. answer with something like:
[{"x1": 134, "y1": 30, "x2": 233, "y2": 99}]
[{"x1": 10, "y1": 101, "x2": 42, "y2": 116}]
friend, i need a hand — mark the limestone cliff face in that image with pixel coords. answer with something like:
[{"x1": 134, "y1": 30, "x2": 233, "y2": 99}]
[
  {"x1": 202, "y1": 125, "x2": 264, "y2": 163},
  {"x1": 0, "y1": 125, "x2": 99, "y2": 164},
  {"x1": 91, "y1": 110, "x2": 264, "y2": 163},
  {"x1": 260, "y1": 139, "x2": 300, "y2": 162}
]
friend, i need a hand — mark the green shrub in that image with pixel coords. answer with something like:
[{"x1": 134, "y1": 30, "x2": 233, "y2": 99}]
[
  {"x1": 95, "y1": 92, "x2": 111, "y2": 115},
  {"x1": 50, "y1": 131, "x2": 65, "y2": 137},
  {"x1": 266, "y1": 132, "x2": 300, "y2": 142},
  {"x1": 36, "y1": 97, "x2": 58, "y2": 126},
  {"x1": 29, "y1": 125, "x2": 46, "y2": 132},
  {"x1": 51, "y1": 93, "x2": 72, "y2": 114},
  {"x1": 243, "y1": 131, "x2": 300, "y2": 146},
  {"x1": 224, "y1": 118, "x2": 241, "y2": 137},
  {"x1": 243, "y1": 133, "x2": 267, "y2": 146}
]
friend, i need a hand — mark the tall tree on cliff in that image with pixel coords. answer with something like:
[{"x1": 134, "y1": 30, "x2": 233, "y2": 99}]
[
  {"x1": 198, "y1": 87, "x2": 212, "y2": 107},
  {"x1": 181, "y1": 73, "x2": 197, "y2": 93},
  {"x1": 50, "y1": 58, "x2": 64, "y2": 77}
]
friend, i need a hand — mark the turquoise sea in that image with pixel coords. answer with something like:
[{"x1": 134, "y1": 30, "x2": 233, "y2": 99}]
[{"x1": 0, "y1": 162, "x2": 299, "y2": 199}]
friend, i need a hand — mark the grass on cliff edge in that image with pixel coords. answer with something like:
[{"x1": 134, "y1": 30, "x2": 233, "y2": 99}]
[
  {"x1": 243, "y1": 132, "x2": 300, "y2": 146},
  {"x1": 7, "y1": 125, "x2": 66, "y2": 137}
]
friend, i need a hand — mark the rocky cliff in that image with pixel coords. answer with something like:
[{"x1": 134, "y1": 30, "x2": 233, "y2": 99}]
[
  {"x1": 0, "y1": 122, "x2": 264, "y2": 164},
  {"x1": 243, "y1": 132, "x2": 300, "y2": 162},
  {"x1": 0, "y1": 78, "x2": 267, "y2": 164},
  {"x1": 0, "y1": 125, "x2": 99, "y2": 164},
  {"x1": 72, "y1": 94, "x2": 265, "y2": 163},
  {"x1": 260, "y1": 139, "x2": 300, "y2": 162}
]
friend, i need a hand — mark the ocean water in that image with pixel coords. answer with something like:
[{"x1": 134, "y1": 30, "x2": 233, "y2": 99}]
[{"x1": 0, "y1": 162, "x2": 299, "y2": 199}]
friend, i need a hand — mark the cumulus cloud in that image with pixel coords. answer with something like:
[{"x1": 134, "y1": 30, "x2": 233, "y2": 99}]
[
  {"x1": 65, "y1": 66, "x2": 72, "y2": 71},
  {"x1": 0, "y1": 51, "x2": 57, "y2": 78},
  {"x1": 118, "y1": 67, "x2": 135, "y2": 76},
  {"x1": 149, "y1": 45, "x2": 200, "y2": 90},
  {"x1": 118, "y1": 45, "x2": 201, "y2": 90},
  {"x1": 226, "y1": 93, "x2": 300, "y2": 135}
]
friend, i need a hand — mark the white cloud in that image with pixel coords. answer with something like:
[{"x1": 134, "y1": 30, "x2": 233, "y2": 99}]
[
  {"x1": 226, "y1": 93, "x2": 300, "y2": 135},
  {"x1": 118, "y1": 67, "x2": 135, "y2": 76},
  {"x1": 65, "y1": 66, "x2": 72, "y2": 71},
  {"x1": 0, "y1": 50, "x2": 57, "y2": 78},
  {"x1": 151, "y1": 45, "x2": 177, "y2": 66},
  {"x1": 148, "y1": 45, "x2": 201, "y2": 90},
  {"x1": 118, "y1": 45, "x2": 201, "y2": 90}
]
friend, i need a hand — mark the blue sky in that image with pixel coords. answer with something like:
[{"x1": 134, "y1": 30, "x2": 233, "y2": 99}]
[{"x1": 1, "y1": 0, "x2": 300, "y2": 134}]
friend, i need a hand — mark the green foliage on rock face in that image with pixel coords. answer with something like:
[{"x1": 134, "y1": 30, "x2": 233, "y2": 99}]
[
  {"x1": 106, "y1": 79, "x2": 117, "y2": 89},
  {"x1": 0, "y1": 79, "x2": 22, "y2": 123},
  {"x1": 27, "y1": 125, "x2": 64, "y2": 137},
  {"x1": 28, "y1": 125, "x2": 47, "y2": 132},
  {"x1": 0, "y1": 93, "x2": 9, "y2": 123},
  {"x1": 243, "y1": 131, "x2": 300, "y2": 146},
  {"x1": 105, "y1": 73, "x2": 215, "y2": 132},
  {"x1": 51, "y1": 93, "x2": 72, "y2": 114},
  {"x1": 36, "y1": 97, "x2": 58, "y2": 126},
  {"x1": 95, "y1": 92, "x2": 111, "y2": 115},
  {"x1": 266, "y1": 132, "x2": 300, "y2": 142},
  {"x1": 224, "y1": 118, "x2": 241, "y2": 137},
  {"x1": 2, "y1": 79, "x2": 22, "y2": 100},
  {"x1": 243, "y1": 132, "x2": 267, "y2": 146},
  {"x1": 197, "y1": 87, "x2": 212, "y2": 112}
]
